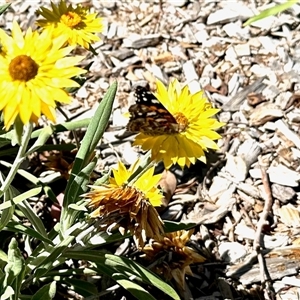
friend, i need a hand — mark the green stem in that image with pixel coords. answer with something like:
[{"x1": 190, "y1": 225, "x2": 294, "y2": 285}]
[
  {"x1": 127, "y1": 151, "x2": 156, "y2": 186},
  {"x1": 0, "y1": 123, "x2": 33, "y2": 197}
]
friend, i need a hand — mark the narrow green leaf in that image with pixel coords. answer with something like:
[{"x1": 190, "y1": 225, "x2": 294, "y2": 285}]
[
  {"x1": 4, "y1": 222, "x2": 53, "y2": 245},
  {"x1": 113, "y1": 274, "x2": 156, "y2": 300},
  {"x1": 0, "y1": 4, "x2": 11, "y2": 15},
  {"x1": 30, "y1": 236, "x2": 74, "y2": 280},
  {"x1": 164, "y1": 220, "x2": 197, "y2": 233},
  {"x1": 0, "y1": 163, "x2": 58, "y2": 206},
  {"x1": 31, "y1": 281, "x2": 56, "y2": 300},
  {"x1": 26, "y1": 126, "x2": 53, "y2": 155},
  {"x1": 92, "y1": 171, "x2": 110, "y2": 186},
  {"x1": 0, "y1": 187, "x2": 42, "y2": 210},
  {"x1": 13, "y1": 117, "x2": 24, "y2": 145},
  {"x1": 0, "y1": 138, "x2": 11, "y2": 149},
  {"x1": 61, "y1": 80, "x2": 117, "y2": 233},
  {"x1": 0, "y1": 174, "x2": 15, "y2": 231},
  {"x1": 68, "y1": 204, "x2": 88, "y2": 211},
  {"x1": 104, "y1": 254, "x2": 180, "y2": 300},
  {"x1": 67, "y1": 81, "x2": 117, "y2": 179},
  {"x1": 17, "y1": 199, "x2": 49, "y2": 243},
  {"x1": 0, "y1": 286, "x2": 14, "y2": 300},
  {"x1": 0, "y1": 161, "x2": 40, "y2": 185},
  {"x1": 30, "y1": 119, "x2": 91, "y2": 139},
  {"x1": 65, "y1": 159, "x2": 96, "y2": 205},
  {"x1": 0, "y1": 249, "x2": 7, "y2": 263},
  {"x1": 60, "y1": 159, "x2": 96, "y2": 231},
  {"x1": 4, "y1": 238, "x2": 25, "y2": 299},
  {"x1": 63, "y1": 251, "x2": 180, "y2": 300},
  {"x1": 243, "y1": 0, "x2": 299, "y2": 26},
  {"x1": 63, "y1": 278, "x2": 98, "y2": 297}
]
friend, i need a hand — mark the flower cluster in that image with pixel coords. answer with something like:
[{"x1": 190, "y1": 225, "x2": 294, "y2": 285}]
[
  {"x1": 0, "y1": 0, "x2": 103, "y2": 130},
  {"x1": 0, "y1": 0, "x2": 225, "y2": 293}
]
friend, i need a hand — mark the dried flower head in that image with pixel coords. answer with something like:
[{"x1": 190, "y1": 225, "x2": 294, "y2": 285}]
[
  {"x1": 85, "y1": 160, "x2": 164, "y2": 248},
  {"x1": 143, "y1": 230, "x2": 206, "y2": 290}
]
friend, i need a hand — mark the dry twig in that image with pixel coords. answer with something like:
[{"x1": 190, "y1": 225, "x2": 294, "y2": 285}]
[{"x1": 253, "y1": 157, "x2": 275, "y2": 300}]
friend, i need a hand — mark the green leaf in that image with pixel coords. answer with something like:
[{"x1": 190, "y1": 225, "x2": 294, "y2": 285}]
[
  {"x1": 31, "y1": 281, "x2": 56, "y2": 300},
  {"x1": 65, "y1": 159, "x2": 96, "y2": 205},
  {"x1": 0, "y1": 249, "x2": 7, "y2": 263},
  {"x1": 0, "y1": 286, "x2": 14, "y2": 300},
  {"x1": 12, "y1": 117, "x2": 24, "y2": 146},
  {"x1": 60, "y1": 159, "x2": 96, "y2": 232},
  {"x1": 0, "y1": 137, "x2": 11, "y2": 150},
  {"x1": 17, "y1": 199, "x2": 49, "y2": 243},
  {"x1": 3, "y1": 238, "x2": 25, "y2": 299},
  {"x1": 0, "y1": 4, "x2": 11, "y2": 15},
  {"x1": 0, "y1": 163, "x2": 58, "y2": 206},
  {"x1": 243, "y1": 0, "x2": 299, "y2": 26},
  {"x1": 63, "y1": 251, "x2": 180, "y2": 300},
  {"x1": 68, "y1": 81, "x2": 117, "y2": 180},
  {"x1": 0, "y1": 161, "x2": 40, "y2": 185},
  {"x1": 61, "y1": 82, "x2": 117, "y2": 233},
  {"x1": 4, "y1": 222, "x2": 53, "y2": 245},
  {"x1": 103, "y1": 254, "x2": 180, "y2": 300},
  {"x1": 30, "y1": 119, "x2": 91, "y2": 139},
  {"x1": 92, "y1": 171, "x2": 110, "y2": 186},
  {"x1": 26, "y1": 126, "x2": 53, "y2": 155},
  {"x1": 68, "y1": 204, "x2": 88, "y2": 211},
  {"x1": 164, "y1": 220, "x2": 197, "y2": 233},
  {"x1": 0, "y1": 174, "x2": 15, "y2": 231},
  {"x1": 113, "y1": 274, "x2": 156, "y2": 300},
  {"x1": 29, "y1": 236, "x2": 74, "y2": 280},
  {"x1": 63, "y1": 278, "x2": 98, "y2": 297},
  {"x1": 0, "y1": 187, "x2": 42, "y2": 210}
]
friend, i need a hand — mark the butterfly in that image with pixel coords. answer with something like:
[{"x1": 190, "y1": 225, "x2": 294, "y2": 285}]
[{"x1": 127, "y1": 86, "x2": 180, "y2": 135}]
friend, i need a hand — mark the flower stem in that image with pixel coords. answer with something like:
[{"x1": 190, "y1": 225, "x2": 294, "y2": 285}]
[
  {"x1": 127, "y1": 151, "x2": 156, "y2": 186},
  {"x1": 0, "y1": 123, "x2": 33, "y2": 197}
]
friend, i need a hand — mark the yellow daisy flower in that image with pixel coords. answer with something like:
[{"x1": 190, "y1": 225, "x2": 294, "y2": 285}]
[
  {"x1": 36, "y1": 0, "x2": 104, "y2": 49},
  {"x1": 130, "y1": 79, "x2": 225, "y2": 169},
  {"x1": 0, "y1": 21, "x2": 86, "y2": 129},
  {"x1": 85, "y1": 160, "x2": 164, "y2": 248}
]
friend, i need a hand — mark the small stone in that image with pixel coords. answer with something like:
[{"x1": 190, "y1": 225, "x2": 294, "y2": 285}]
[
  {"x1": 272, "y1": 183, "x2": 296, "y2": 203},
  {"x1": 219, "y1": 242, "x2": 247, "y2": 263},
  {"x1": 249, "y1": 103, "x2": 283, "y2": 126},
  {"x1": 123, "y1": 34, "x2": 162, "y2": 49},
  {"x1": 110, "y1": 49, "x2": 134, "y2": 61},
  {"x1": 194, "y1": 28, "x2": 209, "y2": 44},
  {"x1": 234, "y1": 44, "x2": 251, "y2": 57},
  {"x1": 183, "y1": 60, "x2": 198, "y2": 82},
  {"x1": 101, "y1": 1, "x2": 117, "y2": 9},
  {"x1": 207, "y1": 8, "x2": 239, "y2": 25},
  {"x1": 166, "y1": 0, "x2": 189, "y2": 7}
]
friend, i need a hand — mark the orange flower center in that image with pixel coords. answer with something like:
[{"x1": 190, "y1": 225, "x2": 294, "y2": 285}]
[
  {"x1": 174, "y1": 112, "x2": 188, "y2": 132},
  {"x1": 9, "y1": 55, "x2": 39, "y2": 81},
  {"x1": 60, "y1": 12, "x2": 82, "y2": 27}
]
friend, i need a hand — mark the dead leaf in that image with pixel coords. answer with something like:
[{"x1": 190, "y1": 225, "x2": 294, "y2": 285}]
[{"x1": 158, "y1": 170, "x2": 177, "y2": 210}]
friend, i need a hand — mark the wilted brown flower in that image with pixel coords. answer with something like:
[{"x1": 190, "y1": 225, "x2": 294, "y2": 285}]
[
  {"x1": 84, "y1": 160, "x2": 164, "y2": 248},
  {"x1": 143, "y1": 230, "x2": 206, "y2": 290}
]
